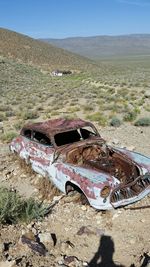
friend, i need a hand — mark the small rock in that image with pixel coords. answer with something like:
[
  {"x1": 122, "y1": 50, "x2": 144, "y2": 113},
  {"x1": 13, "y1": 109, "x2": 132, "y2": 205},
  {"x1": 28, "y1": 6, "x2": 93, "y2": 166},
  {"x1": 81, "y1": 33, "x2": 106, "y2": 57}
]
[
  {"x1": 0, "y1": 243, "x2": 4, "y2": 254},
  {"x1": 53, "y1": 195, "x2": 63, "y2": 202},
  {"x1": 31, "y1": 227, "x2": 37, "y2": 235},
  {"x1": 21, "y1": 230, "x2": 35, "y2": 241},
  {"x1": 126, "y1": 146, "x2": 135, "y2": 151},
  {"x1": 129, "y1": 239, "x2": 136, "y2": 245},
  {"x1": 83, "y1": 262, "x2": 88, "y2": 266},
  {"x1": 33, "y1": 188, "x2": 38, "y2": 193},
  {"x1": 38, "y1": 232, "x2": 54, "y2": 246},
  {"x1": 145, "y1": 91, "x2": 150, "y2": 98},
  {"x1": 20, "y1": 174, "x2": 27, "y2": 178},
  {"x1": 81, "y1": 206, "x2": 87, "y2": 211},
  {"x1": 112, "y1": 213, "x2": 119, "y2": 220},
  {"x1": 56, "y1": 255, "x2": 64, "y2": 265},
  {"x1": 20, "y1": 234, "x2": 47, "y2": 256},
  {"x1": 60, "y1": 241, "x2": 74, "y2": 254},
  {"x1": 77, "y1": 226, "x2": 94, "y2": 236},
  {"x1": 64, "y1": 255, "x2": 77, "y2": 264},
  {"x1": 112, "y1": 139, "x2": 119, "y2": 145},
  {"x1": 64, "y1": 255, "x2": 82, "y2": 267},
  {"x1": 117, "y1": 210, "x2": 122, "y2": 214},
  {"x1": 26, "y1": 222, "x2": 35, "y2": 229}
]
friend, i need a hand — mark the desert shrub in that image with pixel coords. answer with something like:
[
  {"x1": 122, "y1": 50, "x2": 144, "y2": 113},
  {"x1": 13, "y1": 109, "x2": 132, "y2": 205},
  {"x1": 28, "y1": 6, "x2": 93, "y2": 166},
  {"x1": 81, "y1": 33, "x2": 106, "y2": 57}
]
[
  {"x1": 36, "y1": 105, "x2": 44, "y2": 111},
  {"x1": 21, "y1": 198, "x2": 47, "y2": 223},
  {"x1": 134, "y1": 117, "x2": 150, "y2": 126},
  {"x1": 137, "y1": 98, "x2": 145, "y2": 106},
  {"x1": 11, "y1": 100, "x2": 19, "y2": 105},
  {"x1": 50, "y1": 110, "x2": 60, "y2": 116},
  {"x1": 144, "y1": 105, "x2": 150, "y2": 112},
  {"x1": 86, "y1": 112, "x2": 107, "y2": 126},
  {"x1": 123, "y1": 111, "x2": 137, "y2": 122},
  {"x1": 62, "y1": 113, "x2": 77, "y2": 120},
  {"x1": 0, "y1": 187, "x2": 47, "y2": 224},
  {"x1": 2, "y1": 131, "x2": 17, "y2": 142},
  {"x1": 45, "y1": 113, "x2": 51, "y2": 119},
  {"x1": 5, "y1": 110, "x2": 15, "y2": 117},
  {"x1": 19, "y1": 110, "x2": 39, "y2": 120},
  {"x1": 97, "y1": 116, "x2": 107, "y2": 126},
  {"x1": 110, "y1": 117, "x2": 122, "y2": 127},
  {"x1": 67, "y1": 106, "x2": 80, "y2": 113},
  {"x1": 0, "y1": 112, "x2": 7, "y2": 122},
  {"x1": 13, "y1": 120, "x2": 25, "y2": 130},
  {"x1": 0, "y1": 187, "x2": 23, "y2": 224},
  {"x1": 82, "y1": 105, "x2": 94, "y2": 112},
  {"x1": 132, "y1": 106, "x2": 141, "y2": 114},
  {"x1": 0, "y1": 105, "x2": 9, "y2": 112}
]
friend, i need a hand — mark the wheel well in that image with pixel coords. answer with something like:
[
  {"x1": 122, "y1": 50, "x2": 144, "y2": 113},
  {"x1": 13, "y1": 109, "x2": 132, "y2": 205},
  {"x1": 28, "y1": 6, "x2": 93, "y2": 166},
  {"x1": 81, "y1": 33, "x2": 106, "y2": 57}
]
[
  {"x1": 65, "y1": 181, "x2": 82, "y2": 194},
  {"x1": 65, "y1": 181, "x2": 89, "y2": 205}
]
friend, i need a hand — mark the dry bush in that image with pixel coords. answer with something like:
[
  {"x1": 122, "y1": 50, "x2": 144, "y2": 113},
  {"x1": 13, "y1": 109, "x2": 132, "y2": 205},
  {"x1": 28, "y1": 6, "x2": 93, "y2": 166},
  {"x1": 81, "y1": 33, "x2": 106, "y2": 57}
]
[
  {"x1": 36, "y1": 176, "x2": 61, "y2": 201},
  {"x1": 2, "y1": 131, "x2": 17, "y2": 143},
  {"x1": 134, "y1": 117, "x2": 150, "y2": 126},
  {"x1": 17, "y1": 158, "x2": 35, "y2": 176}
]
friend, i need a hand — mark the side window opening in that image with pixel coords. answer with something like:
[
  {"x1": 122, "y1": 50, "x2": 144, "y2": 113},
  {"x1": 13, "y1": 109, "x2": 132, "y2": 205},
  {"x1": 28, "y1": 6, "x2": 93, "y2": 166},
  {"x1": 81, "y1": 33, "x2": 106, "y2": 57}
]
[
  {"x1": 24, "y1": 129, "x2": 31, "y2": 139},
  {"x1": 33, "y1": 131, "x2": 51, "y2": 146},
  {"x1": 55, "y1": 130, "x2": 81, "y2": 146},
  {"x1": 79, "y1": 127, "x2": 97, "y2": 140}
]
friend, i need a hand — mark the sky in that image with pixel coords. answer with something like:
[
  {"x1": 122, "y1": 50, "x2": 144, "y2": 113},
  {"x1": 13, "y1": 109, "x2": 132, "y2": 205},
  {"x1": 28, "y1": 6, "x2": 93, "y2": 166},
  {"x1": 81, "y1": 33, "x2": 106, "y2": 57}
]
[{"x1": 0, "y1": 0, "x2": 150, "y2": 38}]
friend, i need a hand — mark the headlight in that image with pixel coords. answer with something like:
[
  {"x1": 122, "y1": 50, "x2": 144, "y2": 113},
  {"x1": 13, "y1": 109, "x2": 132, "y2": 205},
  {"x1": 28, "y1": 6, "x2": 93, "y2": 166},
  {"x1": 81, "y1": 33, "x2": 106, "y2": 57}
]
[{"x1": 100, "y1": 186, "x2": 111, "y2": 198}]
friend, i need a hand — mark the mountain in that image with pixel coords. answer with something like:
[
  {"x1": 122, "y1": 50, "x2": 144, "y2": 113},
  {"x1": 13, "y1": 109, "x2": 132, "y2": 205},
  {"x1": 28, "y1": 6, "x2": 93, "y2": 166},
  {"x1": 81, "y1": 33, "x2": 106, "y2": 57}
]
[
  {"x1": 0, "y1": 28, "x2": 96, "y2": 70},
  {"x1": 40, "y1": 34, "x2": 150, "y2": 59}
]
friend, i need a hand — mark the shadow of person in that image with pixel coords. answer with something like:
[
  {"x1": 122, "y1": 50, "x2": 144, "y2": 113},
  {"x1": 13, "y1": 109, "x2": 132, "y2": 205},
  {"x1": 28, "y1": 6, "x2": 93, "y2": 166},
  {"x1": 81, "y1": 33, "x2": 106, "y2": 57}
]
[{"x1": 88, "y1": 235, "x2": 125, "y2": 267}]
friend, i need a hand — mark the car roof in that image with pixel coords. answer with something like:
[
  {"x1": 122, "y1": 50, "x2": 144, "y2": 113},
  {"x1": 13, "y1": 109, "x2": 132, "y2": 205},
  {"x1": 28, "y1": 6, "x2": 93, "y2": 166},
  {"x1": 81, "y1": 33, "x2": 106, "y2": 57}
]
[{"x1": 22, "y1": 118, "x2": 96, "y2": 137}]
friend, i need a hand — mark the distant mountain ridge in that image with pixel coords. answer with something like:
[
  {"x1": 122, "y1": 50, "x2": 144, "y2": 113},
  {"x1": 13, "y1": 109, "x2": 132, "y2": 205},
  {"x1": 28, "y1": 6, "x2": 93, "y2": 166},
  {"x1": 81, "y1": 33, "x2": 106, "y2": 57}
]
[
  {"x1": 0, "y1": 28, "x2": 96, "y2": 70},
  {"x1": 40, "y1": 34, "x2": 150, "y2": 59}
]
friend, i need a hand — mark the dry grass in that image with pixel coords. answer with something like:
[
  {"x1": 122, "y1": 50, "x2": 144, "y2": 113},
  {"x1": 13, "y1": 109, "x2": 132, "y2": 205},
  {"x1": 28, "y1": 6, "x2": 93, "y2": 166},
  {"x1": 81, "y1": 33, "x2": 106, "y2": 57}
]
[
  {"x1": 35, "y1": 176, "x2": 61, "y2": 201},
  {"x1": 17, "y1": 158, "x2": 35, "y2": 176}
]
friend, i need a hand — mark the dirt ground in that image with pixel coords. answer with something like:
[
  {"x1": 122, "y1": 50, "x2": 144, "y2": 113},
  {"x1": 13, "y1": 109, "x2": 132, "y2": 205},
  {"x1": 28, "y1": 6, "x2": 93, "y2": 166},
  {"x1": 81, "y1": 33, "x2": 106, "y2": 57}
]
[{"x1": 0, "y1": 125, "x2": 150, "y2": 267}]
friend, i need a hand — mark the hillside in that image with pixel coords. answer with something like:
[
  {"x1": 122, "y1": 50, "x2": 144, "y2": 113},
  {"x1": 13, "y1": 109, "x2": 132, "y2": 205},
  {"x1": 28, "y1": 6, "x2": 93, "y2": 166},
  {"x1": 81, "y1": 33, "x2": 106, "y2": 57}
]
[
  {"x1": 41, "y1": 34, "x2": 150, "y2": 59},
  {"x1": 0, "y1": 28, "x2": 96, "y2": 71}
]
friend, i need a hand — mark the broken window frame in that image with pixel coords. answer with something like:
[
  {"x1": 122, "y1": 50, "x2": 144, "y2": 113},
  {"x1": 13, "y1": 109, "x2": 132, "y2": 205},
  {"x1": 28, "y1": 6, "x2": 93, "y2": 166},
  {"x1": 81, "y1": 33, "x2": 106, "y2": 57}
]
[{"x1": 21, "y1": 128, "x2": 53, "y2": 147}]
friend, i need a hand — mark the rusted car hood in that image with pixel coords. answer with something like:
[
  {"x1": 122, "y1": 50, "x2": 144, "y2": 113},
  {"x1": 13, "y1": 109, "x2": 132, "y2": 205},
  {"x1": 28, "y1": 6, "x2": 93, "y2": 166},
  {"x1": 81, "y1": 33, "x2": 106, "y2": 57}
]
[
  {"x1": 66, "y1": 164, "x2": 115, "y2": 185},
  {"x1": 114, "y1": 148, "x2": 150, "y2": 172}
]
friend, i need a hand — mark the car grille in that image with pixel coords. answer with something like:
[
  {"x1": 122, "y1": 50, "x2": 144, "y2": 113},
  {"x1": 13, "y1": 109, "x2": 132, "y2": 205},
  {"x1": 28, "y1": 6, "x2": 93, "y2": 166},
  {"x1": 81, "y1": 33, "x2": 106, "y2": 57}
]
[{"x1": 111, "y1": 173, "x2": 150, "y2": 203}]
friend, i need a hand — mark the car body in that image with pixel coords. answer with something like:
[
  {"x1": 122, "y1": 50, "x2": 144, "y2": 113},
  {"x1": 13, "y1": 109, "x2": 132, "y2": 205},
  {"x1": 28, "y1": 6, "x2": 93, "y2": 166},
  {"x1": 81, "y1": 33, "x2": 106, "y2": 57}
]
[{"x1": 10, "y1": 118, "x2": 150, "y2": 210}]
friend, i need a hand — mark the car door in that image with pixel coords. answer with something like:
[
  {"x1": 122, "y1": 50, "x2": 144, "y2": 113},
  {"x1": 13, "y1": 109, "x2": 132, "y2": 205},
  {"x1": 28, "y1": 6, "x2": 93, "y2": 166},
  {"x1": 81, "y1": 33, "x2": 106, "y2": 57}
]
[{"x1": 27, "y1": 130, "x2": 55, "y2": 177}]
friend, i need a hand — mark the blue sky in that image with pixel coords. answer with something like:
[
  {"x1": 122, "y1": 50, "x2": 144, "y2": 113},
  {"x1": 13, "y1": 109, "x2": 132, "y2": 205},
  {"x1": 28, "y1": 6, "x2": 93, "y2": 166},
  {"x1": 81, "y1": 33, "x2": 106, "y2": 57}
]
[{"x1": 0, "y1": 0, "x2": 150, "y2": 38}]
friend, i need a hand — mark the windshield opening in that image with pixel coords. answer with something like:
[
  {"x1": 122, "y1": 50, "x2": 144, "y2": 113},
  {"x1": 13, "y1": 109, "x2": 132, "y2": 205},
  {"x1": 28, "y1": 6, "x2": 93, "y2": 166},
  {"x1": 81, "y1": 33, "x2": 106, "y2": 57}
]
[{"x1": 54, "y1": 126, "x2": 98, "y2": 146}]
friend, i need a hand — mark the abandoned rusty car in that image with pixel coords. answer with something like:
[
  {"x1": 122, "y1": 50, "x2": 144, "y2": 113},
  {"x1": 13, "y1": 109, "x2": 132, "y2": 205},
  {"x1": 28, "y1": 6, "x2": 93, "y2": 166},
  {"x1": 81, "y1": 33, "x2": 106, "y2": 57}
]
[{"x1": 10, "y1": 118, "x2": 150, "y2": 210}]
